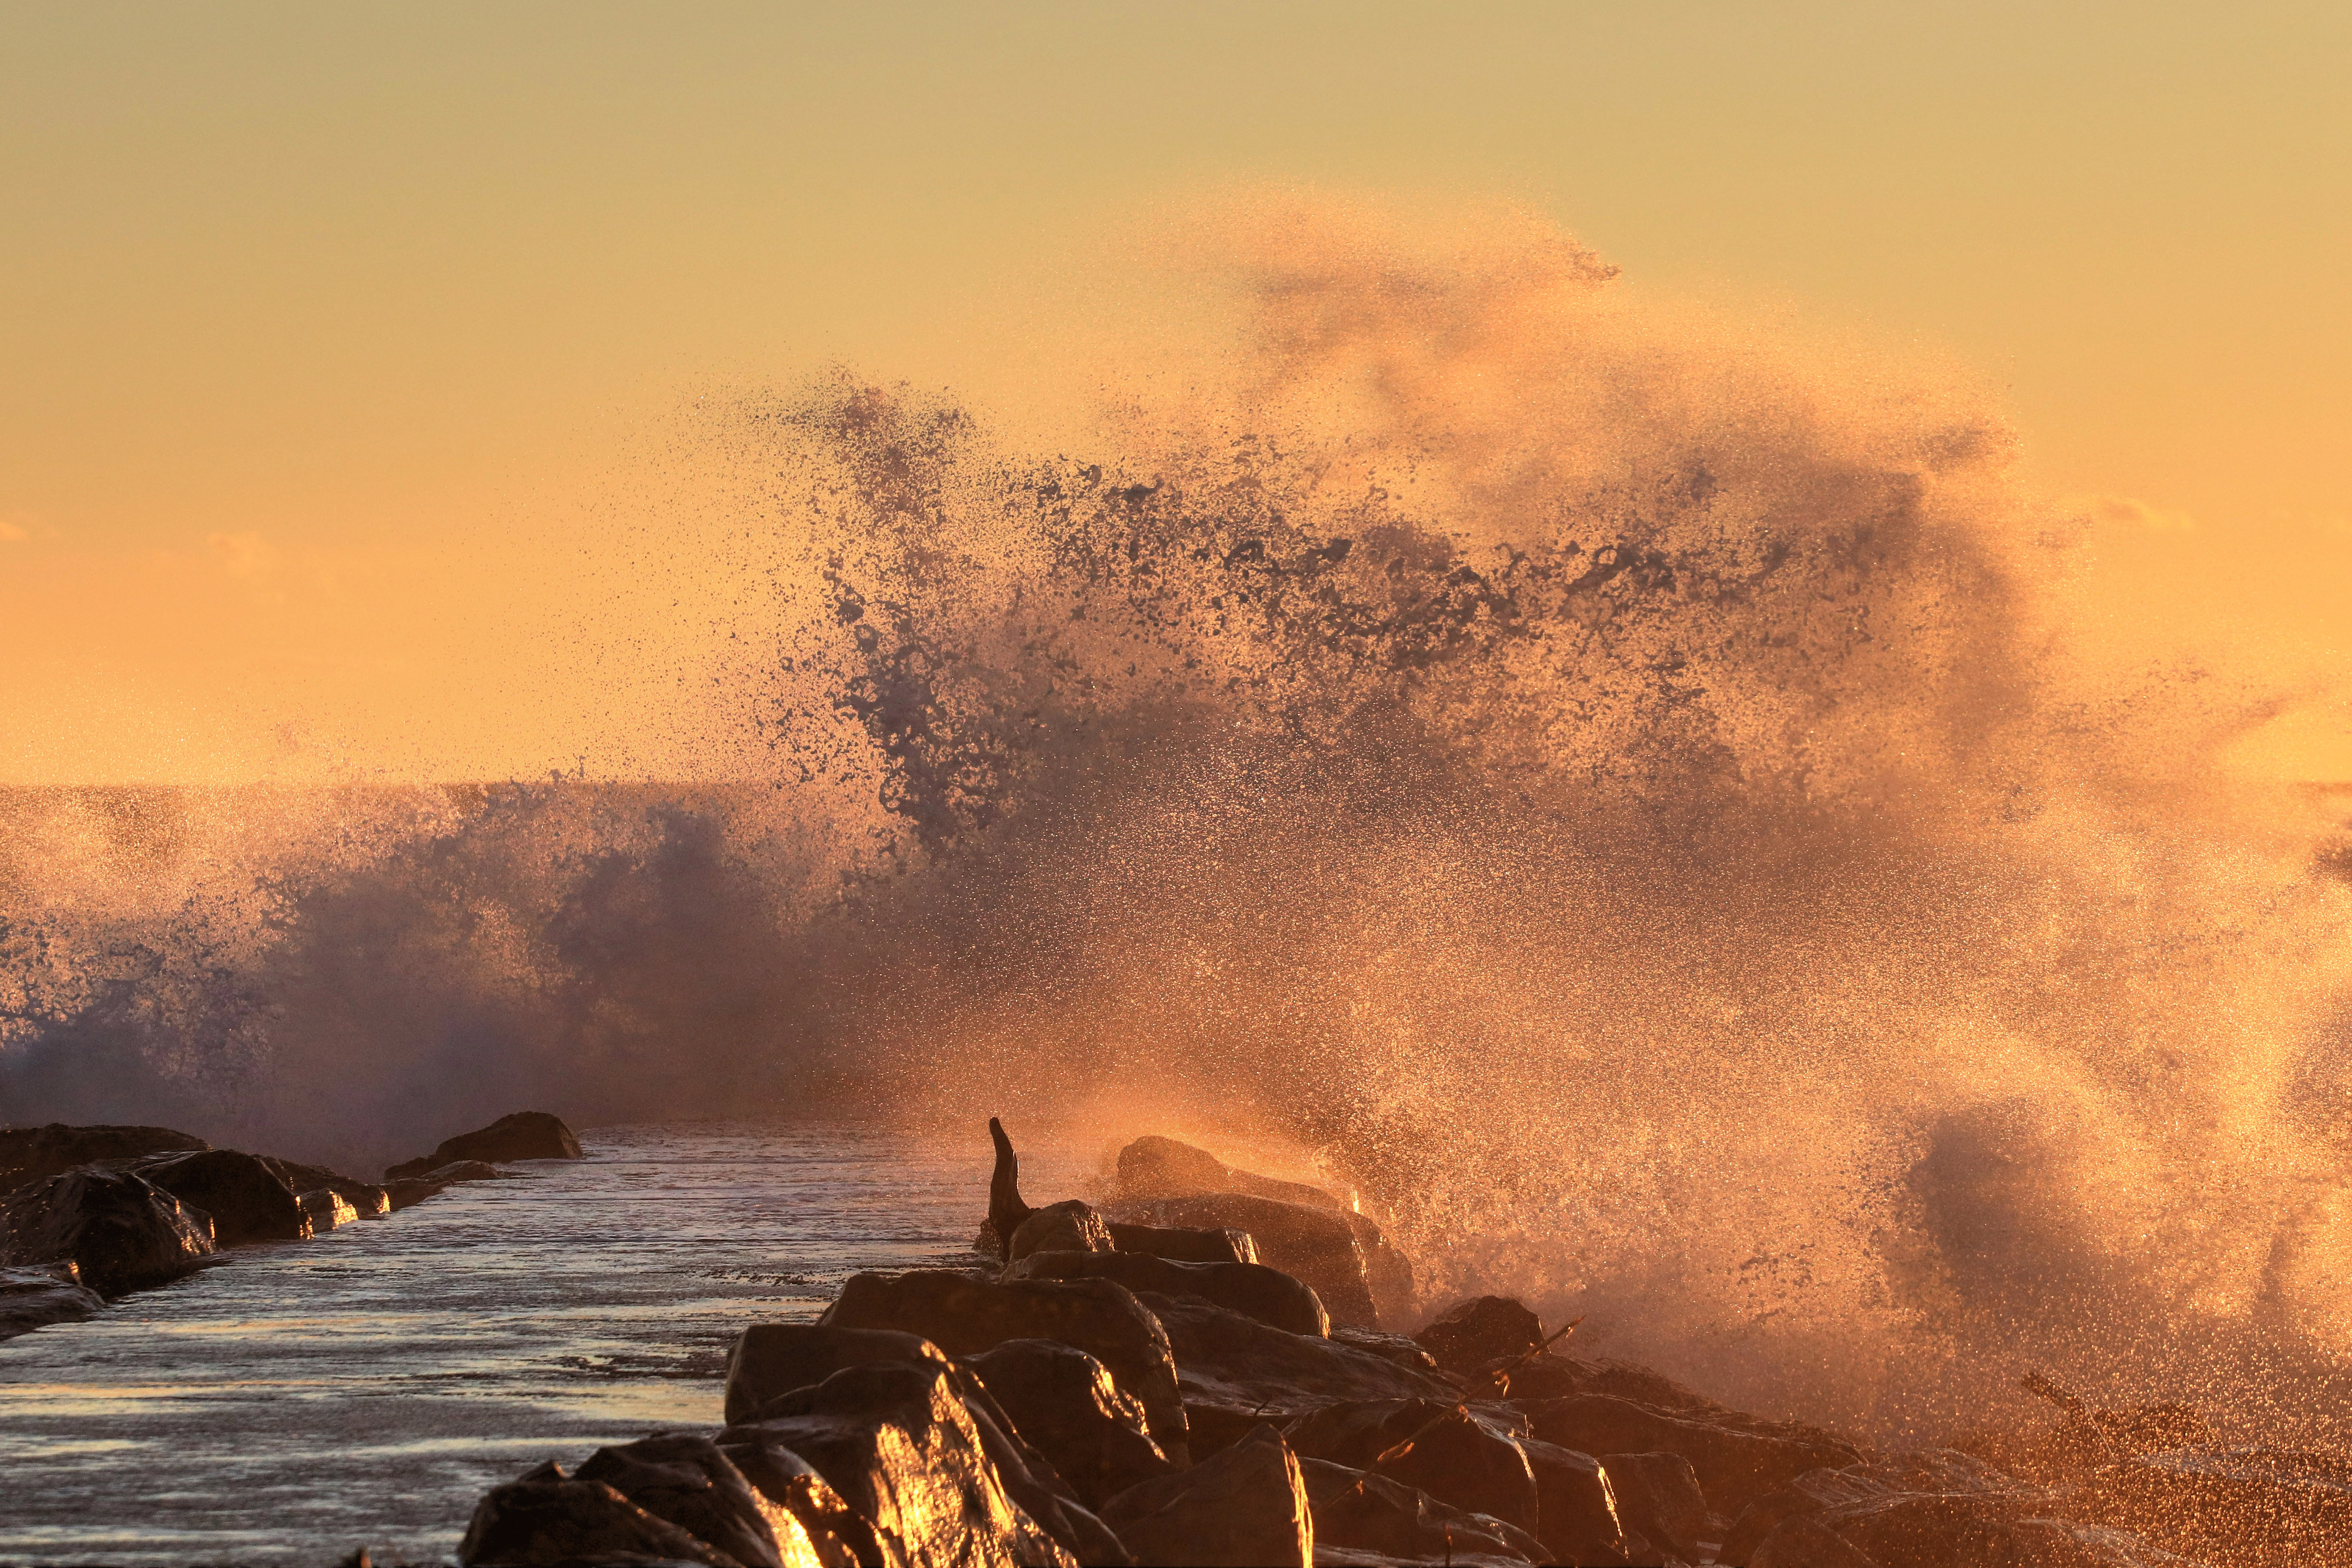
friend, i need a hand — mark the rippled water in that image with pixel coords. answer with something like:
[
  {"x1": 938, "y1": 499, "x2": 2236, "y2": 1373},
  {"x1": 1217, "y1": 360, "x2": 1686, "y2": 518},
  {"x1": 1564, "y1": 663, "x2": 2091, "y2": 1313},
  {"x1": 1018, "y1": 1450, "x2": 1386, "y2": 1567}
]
[{"x1": 0, "y1": 1121, "x2": 1070, "y2": 1566}]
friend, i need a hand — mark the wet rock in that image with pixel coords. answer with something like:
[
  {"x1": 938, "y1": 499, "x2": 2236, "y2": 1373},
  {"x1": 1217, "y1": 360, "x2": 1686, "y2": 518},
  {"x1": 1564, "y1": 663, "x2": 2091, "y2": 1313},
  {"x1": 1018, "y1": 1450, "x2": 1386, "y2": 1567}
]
[
  {"x1": 1715, "y1": 1450, "x2": 2025, "y2": 1566},
  {"x1": 137, "y1": 1150, "x2": 309, "y2": 1246},
  {"x1": 457, "y1": 1465, "x2": 734, "y2": 1566},
  {"x1": 1813, "y1": 1493, "x2": 2118, "y2": 1568},
  {"x1": 726, "y1": 1360, "x2": 1078, "y2": 1568},
  {"x1": 820, "y1": 1268, "x2": 1190, "y2": 1460},
  {"x1": 1749, "y1": 1514, "x2": 1881, "y2": 1568},
  {"x1": 1520, "y1": 1439, "x2": 1636, "y2": 1566},
  {"x1": 1100, "y1": 1422, "x2": 1313, "y2": 1568},
  {"x1": 1283, "y1": 1398, "x2": 1539, "y2": 1535},
  {"x1": 1008, "y1": 1199, "x2": 1115, "y2": 1260},
  {"x1": 968, "y1": 1336, "x2": 1174, "y2": 1510},
  {"x1": 300, "y1": 1188, "x2": 360, "y2": 1232},
  {"x1": 0, "y1": 1260, "x2": 103, "y2": 1340},
  {"x1": 0, "y1": 1166, "x2": 216, "y2": 1296},
  {"x1": 1301, "y1": 1456, "x2": 1545, "y2": 1563},
  {"x1": 0, "y1": 1123, "x2": 209, "y2": 1196},
  {"x1": 382, "y1": 1177, "x2": 448, "y2": 1210},
  {"x1": 2091, "y1": 1445, "x2": 2352, "y2": 1565},
  {"x1": 1603, "y1": 1452, "x2": 1709, "y2": 1565},
  {"x1": 1116, "y1": 1135, "x2": 1347, "y2": 1210},
  {"x1": 715, "y1": 1429, "x2": 872, "y2": 1568},
  {"x1": 576, "y1": 1432, "x2": 798, "y2": 1568},
  {"x1": 986, "y1": 1116, "x2": 1034, "y2": 1263},
  {"x1": 1516, "y1": 1393, "x2": 1863, "y2": 1519},
  {"x1": 1008, "y1": 1248, "x2": 1330, "y2": 1336},
  {"x1": 1414, "y1": 1296, "x2": 1543, "y2": 1373},
  {"x1": 1113, "y1": 1193, "x2": 1380, "y2": 1327},
  {"x1": 1474, "y1": 1351, "x2": 1732, "y2": 1409},
  {"x1": 416, "y1": 1160, "x2": 509, "y2": 1184},
  {"x1": 386, "y1": 1110, "x2": 582, "y2": 1181},
  {"x1": 261, "y1": 1157, "x2": 391, "y2": 1218},
  {"x1": 1329, "y1": 1323, "x2": 1441, "y2": 1374},
  {"x1": 1108, "y1": 1221, "x2": 1259, "y2": 1265}
]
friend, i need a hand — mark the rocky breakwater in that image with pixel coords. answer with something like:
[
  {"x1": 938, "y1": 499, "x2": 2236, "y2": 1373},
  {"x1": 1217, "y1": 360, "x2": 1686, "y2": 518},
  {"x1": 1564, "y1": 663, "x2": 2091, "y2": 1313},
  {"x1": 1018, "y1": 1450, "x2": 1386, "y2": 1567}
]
[{"x1": 0, "y1": 1110, "x2": 586, "y2": 1342}]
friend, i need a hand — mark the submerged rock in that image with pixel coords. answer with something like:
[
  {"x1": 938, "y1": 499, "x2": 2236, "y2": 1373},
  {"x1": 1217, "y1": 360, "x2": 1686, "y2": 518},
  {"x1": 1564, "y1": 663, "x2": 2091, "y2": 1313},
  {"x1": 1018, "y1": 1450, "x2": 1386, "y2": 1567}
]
[
  {"x1": 1301, "y1": 1456, "x2": 1547, "y2": 1564},
  {"x1": 1099, "y1": 1422, "x2": 1313, "y2": 1568},
  {"x1": 1107, "y1": 1221, "x2": 1259, "y2": 1265},
  {"x1": 0, "y1": 1123, "x2": 209, "y2": 1197},
  {"x1": 1284, "y1": 1398, "x2": 1540, "y2": 1537},
  {"x1": 1414, "y1": 1295, "x2": 1544, "y2": 1372},
  {"x1": 1112, "y1": 1192, "x2": 1381, "y2": 1328},
  {"x1": 457, "y1": 1465, "x2": 734, "y2": 1566},
  {"x1": 967, "y1": 1336, "x2": 1174, "y2": 1511},
  {"x1": 1007, "y1": 1248, "x2": 1330, "y2": 1336},
  {"x1": 0, "y1": 1166, "x2": 216, "y2": 1296},
  {"x1": 385, "y1": 1111, "x2": 582, "y2": 1181},
  {"x1": 138, "y1": 1150, "x2": 309, "y2": 1246},
  {"x1": 575, "y1": 1432, "x2": 802, "y2": 1568},
  {"x1": 1007, "y1": 1199, "x2": 1116, "y2": 1261},
  {"x1": 0, "y1": 1260, "x2": 104, "y2": 1341}
]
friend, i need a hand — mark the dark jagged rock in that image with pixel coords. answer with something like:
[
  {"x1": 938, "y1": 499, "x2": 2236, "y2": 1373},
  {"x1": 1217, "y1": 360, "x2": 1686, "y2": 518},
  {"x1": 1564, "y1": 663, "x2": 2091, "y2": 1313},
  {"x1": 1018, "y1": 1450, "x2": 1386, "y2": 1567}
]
[
  {"x1": 2091, "y1": 1445, "x2": 2352, "y2": 1566},
  {"x1": 1516, "y1": 1393, "x2": 1863, "y2": 1519},
  {"x1": 726, "y1": 1360, "x2": 1079, "y2": 1568},
  {"x1": 0, "y1": 1122, "x2": 209, "y2": 1196},
  {"x1": 1116, "y1": 1135, "x2": 1346, "y2": 1211},
  {"x1": 1008, "y1": 1248, "x2": 1330, "y2": 1337},
  {"x1": 1301, "y1": 1456, "x2": 1545, "y2": 1564},
  {"x1": 1007, "y1": 1199, "x2": 1115, "y2": 1261},
  {"x1": 1283, "y1": 1398, "x2": 1540, "y2": 1535},
  {"x1": 575, "y1": 1432, "x2": 796, "y2": 1568},
  {"x1": 1099, "y1": 1422, "x2": 1313, "y2": 1568},
  {"x1": 1329, "y1": 1323, "x2": 1442, "y2": 1374},
  {"x1": 1520, "y1": 1439, "x2": 1636, "y2": 1566},
  {"x1": 0, "y1": 1260, "x2": 104, "y2": 1340},
  {"x1": 1107, "y1": 1222, "x2": 1259, "y2": 1265},
  {"x1": 1112, "y1": 1192, "x2": 1381, "y2": 1327},
  {"x1": 1749, "y1": 1514, "x2": 1881, "y2": 1568},
  {"x1": 386, "y1": 1111, "x2": 582, "y2": 1182},
  {"x1": 820, "y1": 1268, "x2": 1189, "y2": 1460},
  {"x1": 968, "y1": 1337, "x2": 1174, "y2": 1511},
  {"x1": 457, "y1": 1464, "x2": 734, "y2": 1565},
  {"x1": 987, "y1": 1116, "x2": 1034, "y2": 1263},
  {"x1": 137, "y1": 1150, "x2": 309, "y2": 1246},
  {"x1": 381, "y1": 1177, "x2": 448, "y2": 1210},
  {"x1": 714, "y1": 1429, "x2": 871, "y2": 1568},
  {"x1": 1414, "y1": 1295, "x2": 1544, "y2": 1373},
  {"x1": 0, "y1": 1166, "x2": 216, "y2": 1296},
  {"x1": 260, "y1": 1157, "x2": 391, "y2": 1218},
  {"x1": 299, "y1": 1189, "x2": 360, "y2": 1233},
  {"x1": 1475, "y1": 1351, "x2": 1735, "y2": 1411},
  {"x1": 1603, "y1": 1451, "x2": 1709, "y2": 1565},
  {"x1": 416, "y1": 1160, "x2": 509, "y2": 1184}
]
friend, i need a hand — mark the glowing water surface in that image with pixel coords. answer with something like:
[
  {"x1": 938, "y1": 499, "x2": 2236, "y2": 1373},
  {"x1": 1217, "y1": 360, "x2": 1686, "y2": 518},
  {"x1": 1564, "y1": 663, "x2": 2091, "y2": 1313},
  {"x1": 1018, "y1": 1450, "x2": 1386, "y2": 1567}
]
[{"x1": 0, "y1": 1122, "x2": 1063, "y2": 1567}]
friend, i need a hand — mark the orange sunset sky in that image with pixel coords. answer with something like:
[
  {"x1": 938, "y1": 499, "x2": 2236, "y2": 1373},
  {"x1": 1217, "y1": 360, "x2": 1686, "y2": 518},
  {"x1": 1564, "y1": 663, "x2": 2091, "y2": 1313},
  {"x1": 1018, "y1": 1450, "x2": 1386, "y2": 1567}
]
[{"x1": 3, "y1": 3, "x2": 2346, "y2": 784}]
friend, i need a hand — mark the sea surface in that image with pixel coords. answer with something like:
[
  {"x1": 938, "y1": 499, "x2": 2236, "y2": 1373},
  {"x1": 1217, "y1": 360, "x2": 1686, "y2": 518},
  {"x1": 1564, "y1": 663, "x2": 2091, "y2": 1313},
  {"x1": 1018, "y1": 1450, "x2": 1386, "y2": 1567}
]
[{"x1": 0, "y1": 1121, "x2": 1081, "y2": 1567}]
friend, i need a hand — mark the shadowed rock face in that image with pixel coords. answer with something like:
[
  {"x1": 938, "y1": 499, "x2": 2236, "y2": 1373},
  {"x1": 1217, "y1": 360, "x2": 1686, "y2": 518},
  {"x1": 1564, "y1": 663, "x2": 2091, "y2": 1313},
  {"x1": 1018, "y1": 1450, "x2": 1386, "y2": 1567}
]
[
  {"x1": 1518, "y1": 1439, "x2": 1635, "y2": 1567},
  {"x1": 1007, "y1": 1200, "x2": 1115, "y2": 1261},
  {"x1": 258, "y1": 1157, "x2": 390, "y2": 1218},
  {"x1": 1106, "y1": 1222, "x2": 1258, "y2": 1265},
  {"x1": 1099, "y1": 1422, "x2": 1313, "y2": 1568},
  {"x1": 968, "y1": 1337, "x2": 1174, "y2": 1512},
  {"x1": 1601, "y1": 1450, "x2": 1709, "y2": 1564},
  {"x1": 1517, "y1": 1392, "x2": 1863, "y2": 1520},
  {"x1": 0, "y1": 1261, "x2": 103, "y2": 1342},
  {"x1": 715, "y1": 1430, "x2": 872, "y2": 1568},
  {"x1": 1283, "y1": 1398, "x2": 1541, "y2": 1537},
  {"x1": 1415, "y1": 1295, "x2": 1545, "y2": 1372},
  {"x1": 137, "y1": 1150, "x2": 309, "y2": 1247},
  {"x1": 1006, "y1": 1249, "x2": 1330, "y2": 1337},
  {"x1": 1299, "y1": 1456, "x2": 1547, "y2": 1565},
  {"x1": 457, "y1": 1467, "x2": 736, "y2": 1567},
  {"x1": 575, "y1": 1432, "x2": 796, "y2": 1568},
  {"x1": 0, "y1": 1166, "x2": 215, "y2": 1296},
  {"x1": 0, "y1": 1124, "x2": 209, "y2": 1197},
  {"x1": 725, "y1": 1325, "x2": 958, "y2": 1427},
  {"x1": 1111, "y1": 1192, "x2": 1379, "y2": 1328},
  {"x1": 1115, "y1": 1137, "x2": 1345, "y2": 1212},
  {"x1": 385, "y1": 1111, "x2": 582, "y2": 1182}
]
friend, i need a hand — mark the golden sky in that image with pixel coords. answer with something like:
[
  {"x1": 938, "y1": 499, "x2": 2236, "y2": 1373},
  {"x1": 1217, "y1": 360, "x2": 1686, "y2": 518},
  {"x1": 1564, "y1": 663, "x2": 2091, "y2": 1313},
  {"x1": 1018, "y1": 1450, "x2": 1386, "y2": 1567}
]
[{"x1": 3, "y1": 3, "x2": 2346, "y2": 782}]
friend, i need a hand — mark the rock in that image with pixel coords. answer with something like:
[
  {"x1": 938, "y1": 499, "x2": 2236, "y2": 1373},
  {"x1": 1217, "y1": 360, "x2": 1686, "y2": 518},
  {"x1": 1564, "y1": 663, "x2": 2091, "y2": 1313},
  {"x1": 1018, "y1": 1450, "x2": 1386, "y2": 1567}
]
[
  {"x1": 386, "y1": 1110, "x2": 582, "y2": 1181},
  {"x1": 1008, "y1": 1249, "x2": 1330, "y2": 1337},
  {"x1": 575, "y1": 1432, "x2": 799, "y2": 1568},
  {"x1": 1749, "y1": 1514, "x2": 1882, "y2": 1568},
  {"x1": 0, "y1": 1260, "x2": 104, "y2": 1341},
  {"x1": 1300, "y1": 1457, "x2": 1545, "y2": 1564},
  {"x1": 1116, "y1": 1135, "x2": 1346, "y2": 1211},
  {"x1": 1715, "y1": 1448, "x2": 2042, "y2": 1564},
  {"x1": 1516, "y1": 1393, "x2": 1863, "y2": 1520},
  {"x1": 1100, "y1": 1422, "x2": 1313, "y2": 1568},
  {"x1": 1603, "y1": 1452, "x2": 1709, "y2": 1565},
  {"x1": 2091, "y1": 1445, "x2": 2352, "y2": 1565},
  {"x1": 382, "y1": 1177, "x2": 448, "y2": 1210},
  {"x1": 300, "y1": 1189, "x2": 360, "y2": 1232},
  {"x1": 137, "y1": 1150, "x2": 310, "y2": 1246},
  {"x1": 726, "y1": 1360, "x2": 1079, "y2": 1568},
  {"x1": 260, "y1": 1157, "x2": 391, "y2": 1218},
  {"x1": 1329, "y1": 1323, "x2": 1441, "y2": 1374},
  {"x1": 1108, "y1": 1222, "x2": 1259, "y2": 1265},
  {"x1": 1112, "y1": 1193, "x2": 1380, "y2": 1327},
  {"x1": 968, "y1": 1337, "x2": 1175, "y2": 1510},
  {"x1": 1283, "y1": 1398, "x2": 1540, "y2": 1536},
  {"x1": 417, "y1": 1160, "x2": 509, "y2": 1184},
  {"x1": 1520, "y1": 1439, "x2": 1636, "y2": 1566},
  {"x1": 715, "y1": 1430, "x2": 872, "y2": 1568},
  {"x1": 1475, "y1": 1351, "x2": 1731, "y2": 1410},
  {"x1": 0, "y1": 1123, "x2": 210, "y2": 1195},
  {"x1": 0, "y1": 1166, "x2": 216, "y2": 1296},
  {"x1": 1813, "y1": 1493, "x2": 2114, "y2": 1568},
  {"x1": 457, "y1": 1465, "x2": 735, "y2": 1565},
  {"x1": 820, "y1": 1269, "x2": 1190, "y2": 1460},
  {"x1": 986, "y1": 1116, "x2": 1034, "y2": 1263},
  {"x1": 1414, "y1": 1296, "x2": 1543, "y2": 1373},
  {"x1": 1008, "y1": 1200, "x2": 1116, "y2": 1261}
]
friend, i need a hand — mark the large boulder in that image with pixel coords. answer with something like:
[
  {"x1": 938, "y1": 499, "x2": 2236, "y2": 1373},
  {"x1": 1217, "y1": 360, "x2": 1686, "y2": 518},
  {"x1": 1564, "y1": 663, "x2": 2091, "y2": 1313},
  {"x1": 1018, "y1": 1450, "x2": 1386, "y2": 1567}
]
[
  {"x1": 1415, "y1": 1295, "x2": 1545, "y2": 1372},
  {"x1": 1517, "y1": 1393, "x2": 1863, "y2": 1519},
  {"x1": 0, "y1": 1260, "x2": 103, "y2": 1341},
  {"x1": 0, "y1": 1123, "x2": 209, "y2": 1195},
  {"x1": 715, "y1": 1429, "x2": 873, "y2": 1568},
  {"x1": 1007, "y1": 1249, "x2": 1329, "y2": 1337},
  {"x1": 1115, "y1": 1135, "x2": 1346, "y2": 1211},
  {"x1": 1007, "y1": 1200, "x2": 1115, "y2": 1261},
  {"x1": 1283, "y1": 1398, "x2": 1540, "y2": 1536},
  {"x1": 0, "y1": 1166, "x2": 216, "y2": 1296},
  {"x1": 575, "y1": 1432, "x2": 804, "y2": 1568},
  {"x1": 1107, "y1": 1222, "x2": 1258, "y2": 1265},
  {"x1": 1603, "y1": 1451, "x2": 1709, "y2": 1565},
  {"x1": 1329, "y1": 1323, "x2": 1442, "y2": 1373},
  {"x1": 299, "y1": 1189, "x2": 360, "y2": 1233},
  {"x1": 1301, "y1": 1457, "x2": 1545, "y2": 1564},
  {"x1": 261, "y1": 1157, "x2": 391, "y2": 1218},
  {"x1": 1520, "y1": 1439, "x2": 1637, "y2": 1566},
  {"x1": 382, "y1": 1177, "x2": 448, "y2": 1210},
  {"x1": 1111, "y1": 1193, "x2": 1380, "y2": 1327},
  {"x1": 1131, "y1": 1291, "x2": 1452, "y2": 1457},
  {"x1": 1099, "y1": 1422, "x2": 1313, "y2": 1568},
  {"x1": 137, "y1": 1150, "x2": 309, "y2": 1246},
  {"x1": 820, "y1": 1270, "x2": 1189, "y2": 1460},
  {"x1": 968, "y1": 1337, "x2": 1175, "y2": 1511},
  {"x1": 457, "y1": 1464, "x2": 735, "y2": 1566},
  {"x1": 726, "y1": 1360, "x2": 1079, "y2": 1568},
  {"x1": 386, "y1": 1110, "x2": 582, "y2": 1180}
]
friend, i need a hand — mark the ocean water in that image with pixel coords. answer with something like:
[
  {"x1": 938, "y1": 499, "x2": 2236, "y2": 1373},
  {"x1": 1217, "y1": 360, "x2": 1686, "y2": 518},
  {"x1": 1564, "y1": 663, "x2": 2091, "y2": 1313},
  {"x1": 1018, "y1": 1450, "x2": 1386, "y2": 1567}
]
[{"x1": 0, "y1": 1121, "x2": 1066, "y2": 1567}]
